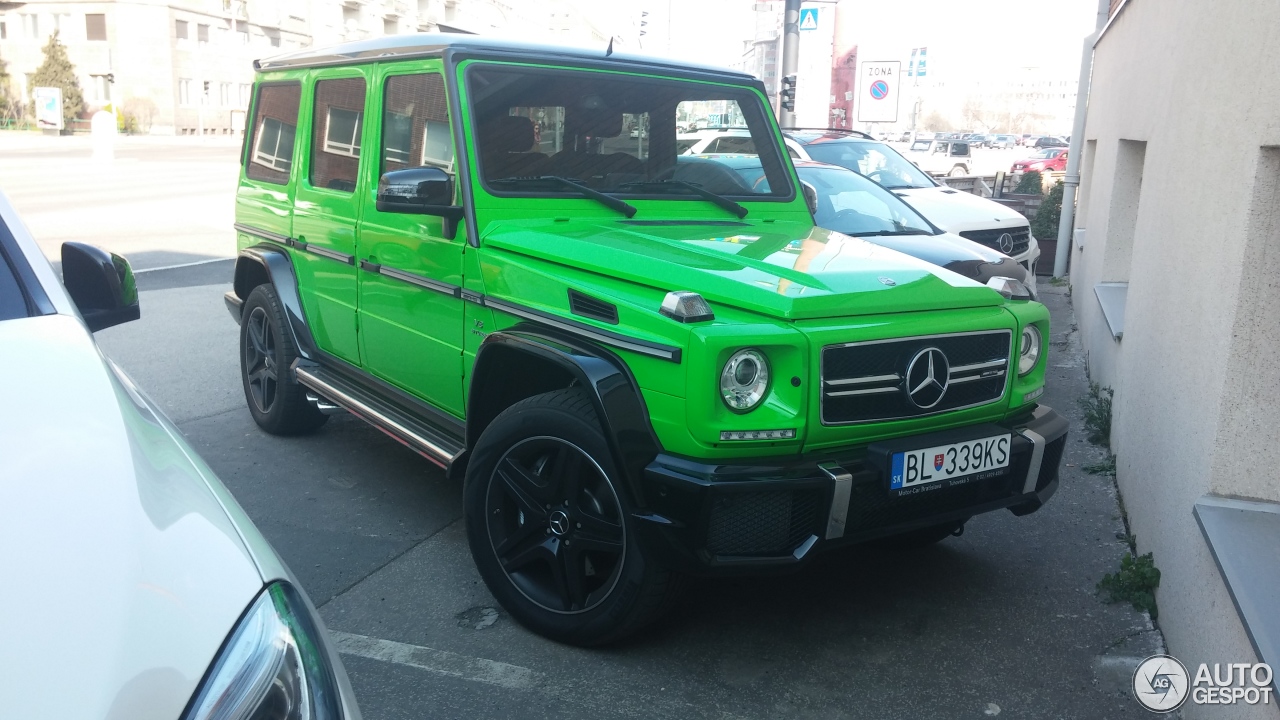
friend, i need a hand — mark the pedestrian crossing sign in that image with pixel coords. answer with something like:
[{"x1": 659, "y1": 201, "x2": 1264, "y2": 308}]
[{"x1": 799, "y1": 7, "x2": 819, "y2": 31}]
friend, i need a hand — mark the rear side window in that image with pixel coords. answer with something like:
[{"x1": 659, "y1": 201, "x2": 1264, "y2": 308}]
[
  {"x1": 247, "y1": 83, "x2": 302, "y2": 184},
  {"x1": 382, "y1": 73, "x2": 454, "y2": 174},
  {"x1": 310, "y1": 77, "x2": 367, "y2": 193}
]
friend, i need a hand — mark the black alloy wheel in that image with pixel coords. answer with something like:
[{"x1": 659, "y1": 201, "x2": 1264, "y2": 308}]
[
  {"x1": 244, "y1": 305, "x2": 278, "y2": 414},
  {"x1": 464, "y1": 388, "x2": 684, "y2": 645},
  {"x1": 238, "y1": 284, "x2": 327, "y2": 435},
  {"x1": 486, "y1": 436, "x2": 626, "y2": 614}
]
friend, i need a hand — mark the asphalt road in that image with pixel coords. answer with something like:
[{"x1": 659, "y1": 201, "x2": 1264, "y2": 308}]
[{"x1": 5, "y1": 135, "x2": 1157, "y2": 718}]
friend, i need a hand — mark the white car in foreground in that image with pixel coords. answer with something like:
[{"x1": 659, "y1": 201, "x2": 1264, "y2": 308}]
[{"x1": 0, "y1": 192, "x2": 361, "y2": 720}]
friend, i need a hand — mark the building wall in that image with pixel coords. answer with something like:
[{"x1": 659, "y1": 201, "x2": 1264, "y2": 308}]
[{"x1": 1072, "y1": 2, "x2": 1280, "y2": 716}]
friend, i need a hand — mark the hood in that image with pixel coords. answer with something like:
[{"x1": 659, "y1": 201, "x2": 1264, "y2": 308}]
[
  {"x1": 0, "y1": 315, "x2": 263, "y2": 720},
  {"x1": 481, "y1": 219, "x2": 1004, "y2": 320},
  {"x1": 893, "y1": 186, "x2": 1030, "y2": 234},
  {"x1": 855, "y1": 231, "x2": 1028, "y2": 286}
]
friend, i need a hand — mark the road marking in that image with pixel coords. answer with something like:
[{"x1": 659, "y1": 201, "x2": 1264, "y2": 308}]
[
  {"x1": 133, "y1": 257, "x2": 233, "y2": 274},
  {"x1": 330, "y1": 631, "x2": 541, "y2": 691}
]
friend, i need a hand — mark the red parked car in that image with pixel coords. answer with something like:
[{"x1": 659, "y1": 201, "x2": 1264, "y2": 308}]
[{"x1": 1012, "y1": 148, "x2": 1068, "y2": 173}]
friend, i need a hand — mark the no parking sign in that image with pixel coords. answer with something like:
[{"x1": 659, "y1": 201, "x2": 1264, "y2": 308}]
[{"x1": 857, "y1": 61, "x2": 900, "y2": 123}]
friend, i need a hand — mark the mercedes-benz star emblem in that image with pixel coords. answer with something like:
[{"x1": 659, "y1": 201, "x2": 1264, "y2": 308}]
[
  {"x1": 997, "y1": 232, "x2": 1015, "y2": 253},
  {"x1": 905, "y1": 347, "x2": 950, "y2": 409},
  {"x1": 549, "y1": 510, "x2": 570, "y2": 536}
]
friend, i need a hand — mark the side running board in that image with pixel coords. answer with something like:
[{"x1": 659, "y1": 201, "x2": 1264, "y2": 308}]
[{"x1": 294, "y1": 365, "x2": 464, "y2": 470}]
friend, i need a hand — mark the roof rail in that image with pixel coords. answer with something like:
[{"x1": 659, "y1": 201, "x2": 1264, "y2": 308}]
[{"x1": 781, "y1": 127, "x2": 874, "y2": 140}]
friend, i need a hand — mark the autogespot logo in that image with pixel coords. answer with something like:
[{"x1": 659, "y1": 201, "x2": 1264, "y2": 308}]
[{"x1": 1133, "y1": 655, "x2": 1190, "y2": 713}]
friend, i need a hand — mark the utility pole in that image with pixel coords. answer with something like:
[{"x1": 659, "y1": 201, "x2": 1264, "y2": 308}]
[{"x1": 778, "y1": 0, "x2": 801, "y2": 127}]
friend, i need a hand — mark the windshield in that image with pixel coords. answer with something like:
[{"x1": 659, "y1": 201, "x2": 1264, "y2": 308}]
[
  {"x1": 801, "y1": 139, "x2": 936, "y2": 189},
  {"x1": 1031, "y1": 148, "x2": 1059, "y2": 158},
  {"x1": 467, "y1": 64, "x2": 792, "y2": 199},
  {"x1": 796, "y1": 165, "x2": 935, "y2": 236}
]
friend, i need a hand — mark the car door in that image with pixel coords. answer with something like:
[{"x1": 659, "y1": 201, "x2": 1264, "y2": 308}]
[
  {"x1": 290, "y1": 69, "x2": 372, "y2": 365},
  {"x1": 238, "y1": 81, "x2": 302, "y2": 261},
  {"x1": 356, "y1": 64, "x2": 466, "y2": 417}
]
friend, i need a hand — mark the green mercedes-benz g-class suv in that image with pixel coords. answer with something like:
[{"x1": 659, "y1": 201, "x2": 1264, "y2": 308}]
[{"x1": 225, "y1": 34, "x2": 1067, "y2": 646}]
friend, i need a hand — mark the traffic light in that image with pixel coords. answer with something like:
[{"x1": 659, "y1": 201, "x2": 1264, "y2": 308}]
[{"x1": 780, "y1": 74, "x2": 797, "y2": 112}]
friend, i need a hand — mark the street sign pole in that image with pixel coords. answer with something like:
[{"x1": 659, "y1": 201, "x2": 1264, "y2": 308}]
[{"x1": 778, "y1": 0, "x2": 801, "y2": 127}]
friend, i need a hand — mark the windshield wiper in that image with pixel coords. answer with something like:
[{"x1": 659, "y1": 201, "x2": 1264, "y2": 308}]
[
  {"x1": 846, "y1": 229, "x2": 935, "y2": 237},
  {"x1": 490, "y1": 176, "x2": 637, "y2": 218},
  {"x1": 617, "y1": 180, "x2": 748, "y2": 219}
]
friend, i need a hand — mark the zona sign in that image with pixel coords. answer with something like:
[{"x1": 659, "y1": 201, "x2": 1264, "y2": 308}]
[{"x1": 857, "y1": 60, "x2": 901, "y2": 123}]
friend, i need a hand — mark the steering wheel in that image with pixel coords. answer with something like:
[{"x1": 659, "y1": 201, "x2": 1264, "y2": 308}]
[{"x1": 828, "y1": 209, "x2": 890, "y2": 234}]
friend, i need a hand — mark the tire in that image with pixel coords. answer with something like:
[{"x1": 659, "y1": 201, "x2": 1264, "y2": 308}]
[
  {"x1": 464, "y1": 388, "x2": 683, "y2": 646},
  {"x1": 239, "y1": 284, "x2": 327, "y2": 436},
  {"x1": 949, "y1": 165, "x2": 966, "y2": 177}
]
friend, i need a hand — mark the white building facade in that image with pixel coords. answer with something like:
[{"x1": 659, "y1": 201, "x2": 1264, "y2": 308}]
[{"x1": 1071, "y1": 1, "x2": 1280, "y2": 716}]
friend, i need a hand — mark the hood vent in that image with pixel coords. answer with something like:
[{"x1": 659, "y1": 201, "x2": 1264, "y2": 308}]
[{"x1": 568, "y1": 289, "x2": 619, "y2": 325}]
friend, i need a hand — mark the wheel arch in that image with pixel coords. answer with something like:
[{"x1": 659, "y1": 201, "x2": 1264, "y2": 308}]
[
  {"x1": 232, "y1": 245, "x2": 317, "y2": 359},
  {"x1": 465, "y1": 327, "x2": 662, "y2": 505}
]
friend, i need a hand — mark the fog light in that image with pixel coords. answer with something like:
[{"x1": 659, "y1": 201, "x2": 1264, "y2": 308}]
[{"x1": 720, "y1": 429, "x2": 796, "y2": 441}]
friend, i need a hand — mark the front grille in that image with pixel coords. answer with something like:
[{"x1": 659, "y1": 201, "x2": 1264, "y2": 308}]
[
  {"x1": 959, "y1": 226, "x2": 1031, "y2": 257},
  {"x1": 821, "y1": 331, "x2": 1012, "y2": 424},
  {"x1": 705, "y1": 488, "x2": 823, "y2": 557}
]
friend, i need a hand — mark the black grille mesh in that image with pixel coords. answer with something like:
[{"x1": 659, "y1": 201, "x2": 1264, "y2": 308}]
[
  {"x1": 706, "y1": 488, "x2": 823, "y2": 556},
  {"x1": 959, "y1": 226, "x2": 1031, "y2": 256},
  {"x1": 822, "y1": 332, "x2": 1011, "y2": 424}
]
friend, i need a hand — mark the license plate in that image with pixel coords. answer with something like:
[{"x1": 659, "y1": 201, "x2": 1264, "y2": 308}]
[{"x1": 890, "y1": 434, "x2": 1012, "y2": 495}]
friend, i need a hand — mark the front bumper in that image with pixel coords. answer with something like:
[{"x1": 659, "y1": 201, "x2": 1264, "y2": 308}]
[{"x1": 636, "y1": 405, "x2": 1068, "y2": 576}]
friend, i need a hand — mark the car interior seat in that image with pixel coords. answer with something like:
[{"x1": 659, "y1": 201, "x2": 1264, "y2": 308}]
[{"x1": 478, "y1": 115, "x2": 547, "y2": 180}]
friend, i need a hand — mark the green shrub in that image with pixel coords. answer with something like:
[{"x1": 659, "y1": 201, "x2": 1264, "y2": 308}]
[
  {"x1": 1032, "y1": 180, "x2": 1065, "y2": 240},
  {"x1": 1098, "y1": 551, "x2": 1160, "y2": 619},
  {"x1": 1013, "y1": 171, "x2": 1043, "y2": 195},
  {"x1": 1079, "y1": 383, "x2": 1114, "y2": 448}
]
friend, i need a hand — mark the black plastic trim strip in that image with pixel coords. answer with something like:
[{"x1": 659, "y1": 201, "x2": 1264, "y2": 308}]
[
  {"x1": 234, "y1": 223, "x2": 354, "y2": 265},
  {"x1": 361, "y1": 260, "x2": 462, "y2": 297},
  {"x1": 0, "y1": 215, "x2": 56, "y2": 318},
  {"x1": 484, "y1": 296, "x2": 681, "y2": 363}
]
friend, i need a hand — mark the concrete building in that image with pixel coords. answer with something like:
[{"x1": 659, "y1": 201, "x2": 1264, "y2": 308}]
[
  {"x1": 0, "y1": 0, "x2": 626, "y2": 135},
  {"x1": 1071, "y1": 1, "x2": 1280, "y2": 715}
]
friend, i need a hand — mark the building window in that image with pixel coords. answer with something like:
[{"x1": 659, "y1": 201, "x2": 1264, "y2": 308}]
[
  {"x1": 21, "y1": 13, "x2": 38, "y2": 39},
  {"x1": 176, "y1": 19, "x2": 188, "y2": 40},
  {"x1": 85, "y1": 13, "x2": 106, "y2": 41},
  {"x1": 239, "y1": 83, "x2": 251, "y2": 108},
  {"x1": 178, "y1": 78, "x2": 192, "y2": 105},
  {"x1": 90, "y1": 75, "x2": 111, "y2": 104},
  {"x1": 201, "y1": 80, "x2": 210, "y2": 105},
  {"x1": 323, "y1": 107, "x2": 362, "y2": 158},
  {"x1": 198, "y1": 23, "x2": 209, "y2": 44},
  {"x1": 220, "y1": 82, "x2": 231, "y2": 106},
  {"x1": 0, "y1": 21, "x2": 7, "y2": 40},
  {"x1": 235, "y1": 20, "x2": 248, "y2": 43},
  {"x1": 247, "y1": 83, "x2": 301, "y2": 183},
  {"x1": 384, "y1": 18, "x2": 396, "y2": 35},
  {"x1": 51, "y1": 14, "x2": 71, "y2": 37}
]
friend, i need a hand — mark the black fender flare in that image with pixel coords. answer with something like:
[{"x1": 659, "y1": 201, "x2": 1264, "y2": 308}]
[
  {"x1": 466, "y1": 326, "x2": 663, "y2": 508},
  {"x1": 232, "y1": 244, "x2": 317, "y2": 359}
]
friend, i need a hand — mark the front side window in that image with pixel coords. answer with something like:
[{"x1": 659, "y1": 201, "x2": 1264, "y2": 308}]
[
  {"x1": 247, "y1": 83, "x2": 301, "y2": 184},
  {"x1": 381, "y1": 73, "x2": 454, "y2": 173},
  {"x1": 311, "y1": 77, "x2": 366, "y2": 192},
  {"x1": 467, "y1": 64, "x2": 792, "y2": 199}
]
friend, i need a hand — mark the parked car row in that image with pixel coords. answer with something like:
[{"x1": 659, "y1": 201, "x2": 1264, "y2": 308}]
[{"x1": 1012, "y1": 147, "x2": 1069, "y2": 174}]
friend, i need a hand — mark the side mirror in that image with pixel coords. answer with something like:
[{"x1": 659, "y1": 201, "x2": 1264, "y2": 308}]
[
  {"x1": 61, "y1": 242, "x2": 140, "y2": 332},
  {"x1": 801, "y1": 181, "x2": 819, "y2": 216},
  {"x1": 376, "y1": 166, "x2": 465, "y2": 239}
]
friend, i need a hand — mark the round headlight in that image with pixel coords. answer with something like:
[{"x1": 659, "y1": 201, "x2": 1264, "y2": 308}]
[
  {"x1": 721, "y1": 349, "x2": 770, "y2": 412},
  {"x1": 1019, "y1": 325, "x2": 1042, "y2": 376}
]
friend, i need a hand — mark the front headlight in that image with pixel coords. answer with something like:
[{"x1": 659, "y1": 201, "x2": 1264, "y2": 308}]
[
  {"x1": 1018, "y1": 325, "x2": 1042, "y2": 376},
  {"x1": 184, "y1": 582, "x2": 345, "y2": 720},
  {"x1": 720, "y1": 348, "x2": 770, "y2": 412}
]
